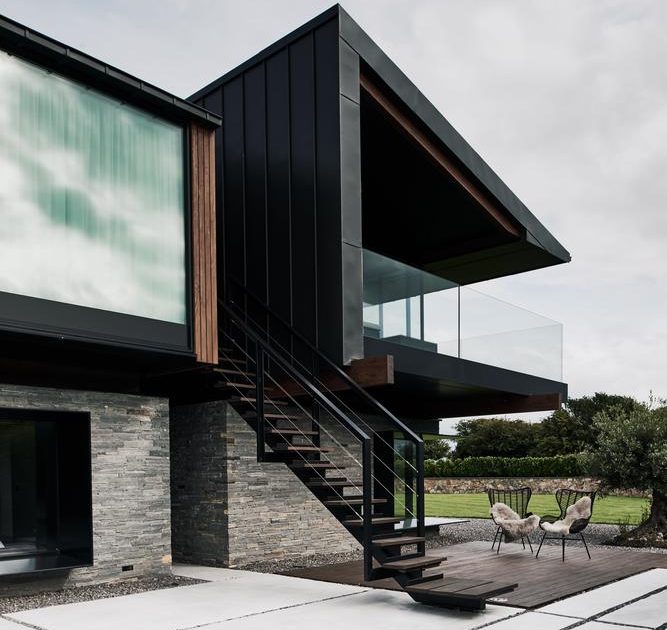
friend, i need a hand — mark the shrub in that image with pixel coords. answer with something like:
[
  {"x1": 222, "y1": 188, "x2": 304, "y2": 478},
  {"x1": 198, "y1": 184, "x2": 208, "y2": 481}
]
[
  {"x1": 424, "y1": 439, "x2": 451, "y2": 460},
  {"x1": 454, "y1": 418, "x2": 539, "y2": 458},
  {"x1": 424, "y1": 454, "x2": 590, "y2": 478}
]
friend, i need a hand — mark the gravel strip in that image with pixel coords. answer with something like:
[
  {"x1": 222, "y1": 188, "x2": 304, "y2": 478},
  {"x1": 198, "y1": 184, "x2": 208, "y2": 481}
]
[
  {"x1": 241, "y1": 550, "x2": 363, "y2": 574},
  {"x1": 0, "y1": 575, "x2": 205, "y2": 615}
]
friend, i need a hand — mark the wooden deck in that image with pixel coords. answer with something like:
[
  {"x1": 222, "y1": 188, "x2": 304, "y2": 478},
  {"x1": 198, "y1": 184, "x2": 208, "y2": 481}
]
[{"x1": 283, "y1": 541, "x2": 667, "y2": 609}]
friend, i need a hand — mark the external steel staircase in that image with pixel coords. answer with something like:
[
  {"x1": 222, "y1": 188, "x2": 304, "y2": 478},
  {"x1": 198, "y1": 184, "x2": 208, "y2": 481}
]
[{"x1": 203, "y1": 288, "x2": 517, "y2": 611}]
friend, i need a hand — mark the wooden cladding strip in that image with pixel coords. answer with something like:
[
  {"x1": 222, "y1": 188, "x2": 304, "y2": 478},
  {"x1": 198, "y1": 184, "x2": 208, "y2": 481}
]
[
  {"x1": 190, "y1": 123, "x2": 218, "y2": 364},
  {"x1": 359, "y1": 73, "x2": 521, "y2": 238}
]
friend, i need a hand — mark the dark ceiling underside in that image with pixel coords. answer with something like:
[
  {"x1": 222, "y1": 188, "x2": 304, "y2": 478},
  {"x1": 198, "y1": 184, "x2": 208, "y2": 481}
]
[
  {"x1": 359, "y1": 74, "x2": 568, "y2": 286},
  {"x1": 360, "y1": 90, "x2": 518, "y2": 272}
]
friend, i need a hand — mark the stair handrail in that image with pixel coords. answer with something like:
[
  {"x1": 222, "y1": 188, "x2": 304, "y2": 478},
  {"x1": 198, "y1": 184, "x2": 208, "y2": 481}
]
[
  {"x1": 223, "y1": 281, "x2": 425, "y2": 544},
  {"x1": 219, "y1": 299, "x2": 371, "y2": 444},
  {"x1": 219, "y1": 298, "x2": 375, "y2": 579},
  {"x1": 225, "y1": 280, "x2": 424, "y2": 447}
]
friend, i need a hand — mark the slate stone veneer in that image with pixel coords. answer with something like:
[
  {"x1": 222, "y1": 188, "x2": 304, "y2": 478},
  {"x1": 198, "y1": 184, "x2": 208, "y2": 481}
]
[
  {"x1": 0, "y1": 384, "x2": 171, "y2": 595},
  {"x1": 171, "y1": 401, "x2": 361, "y2": 567}
]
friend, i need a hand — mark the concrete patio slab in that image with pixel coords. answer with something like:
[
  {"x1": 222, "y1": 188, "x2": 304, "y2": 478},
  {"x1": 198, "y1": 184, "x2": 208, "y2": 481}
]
[
  {"x1": 538, "y1": 568, "x2": 667, "y2": 619},
  {"x1": 201, "y1": 587, "x2": 523, "y2": 630},
  {"x1": 8, "y1": 572, "x2": 367, "y2": 630},
  {"x1": 597, "y1": 588, "x2": 667, "y2": 628},
  {"x1": 6, "y1": 566, "x2": 665, "y2": 630},
  {"x1": 173, "y1": 564, "x2": 286, "y2": 583},
  {"x1": 480, "y1": 611, "x2": 579, "y2": 629},
  {"x1": 576, "y1": 624, "x2": 636, "y2": 630}
]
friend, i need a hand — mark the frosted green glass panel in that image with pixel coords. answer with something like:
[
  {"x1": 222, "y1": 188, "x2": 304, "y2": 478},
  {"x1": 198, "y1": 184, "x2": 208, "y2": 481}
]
[{"x1": 0, "y1": 50, "x2": 186, "y2": 324}]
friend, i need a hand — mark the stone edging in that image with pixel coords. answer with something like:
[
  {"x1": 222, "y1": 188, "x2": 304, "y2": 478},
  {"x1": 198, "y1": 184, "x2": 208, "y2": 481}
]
[{"x1": 424, "y1": 476, "x2": 649, "y2": 498}]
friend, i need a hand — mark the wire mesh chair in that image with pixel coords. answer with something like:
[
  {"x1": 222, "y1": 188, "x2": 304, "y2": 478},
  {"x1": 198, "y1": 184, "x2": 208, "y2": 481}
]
[
  {"x1": 487, "y1": 486, "x2": 533, "y2": 553},
  {"x1": 535, "y1": 488, "x2": 597, "y2": 561}
]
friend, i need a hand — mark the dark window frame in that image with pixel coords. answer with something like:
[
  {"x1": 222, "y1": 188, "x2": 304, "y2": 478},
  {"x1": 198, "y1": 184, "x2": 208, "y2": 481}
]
[
  {"x1": 0, "y1": 48, "x2": 195, "y2": 355},
  {"x1": 0, "y1": 407, "x2": 94, "y2": 575}
]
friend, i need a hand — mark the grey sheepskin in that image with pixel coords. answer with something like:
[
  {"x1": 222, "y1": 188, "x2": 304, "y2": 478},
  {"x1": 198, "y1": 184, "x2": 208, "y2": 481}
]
[
  {"x1": 540, "y1": 496, "x2": 592, "y2": 535},
  {"x1": 490, "y1": 502, "x2": 540, "y2": 541}
]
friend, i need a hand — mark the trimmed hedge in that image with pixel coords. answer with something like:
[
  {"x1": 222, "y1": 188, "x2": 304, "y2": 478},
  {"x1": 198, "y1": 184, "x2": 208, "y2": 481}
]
[{"x1": 424, "y1": 454, "x2": 591, "y2": 478}]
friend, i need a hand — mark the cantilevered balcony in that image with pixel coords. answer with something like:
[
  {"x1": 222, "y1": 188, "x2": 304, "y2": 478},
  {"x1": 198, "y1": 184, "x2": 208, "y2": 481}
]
[{"x1": 363, "y1": 249, "x2": 562, "y2": 381}]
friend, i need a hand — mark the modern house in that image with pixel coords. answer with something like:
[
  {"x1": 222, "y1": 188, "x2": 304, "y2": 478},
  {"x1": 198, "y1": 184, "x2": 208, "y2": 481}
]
[
  {"x1": 0, "y1": 5, "x2": 569, "y2": 610},
  {"x1": 0, "y1": 14, "x2": 220, "y2": 589}
]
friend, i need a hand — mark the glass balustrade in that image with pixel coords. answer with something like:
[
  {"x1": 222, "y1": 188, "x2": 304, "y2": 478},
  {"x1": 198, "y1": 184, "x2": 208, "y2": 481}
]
[{"x1": 362, "y1": 249, "x2": 563, "y2": 381}]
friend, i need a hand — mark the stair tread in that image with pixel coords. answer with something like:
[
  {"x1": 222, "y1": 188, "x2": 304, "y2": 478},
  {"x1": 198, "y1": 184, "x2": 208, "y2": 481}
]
[
  {"x1": 380, "y1": 554, "x2": 443, "y2": 571},
  {"x1": 266, "y1": 429, "x2": 318, "y2": 436},
  {"x1": 407, "y1": 577, "x2": 517, "y2": 598},
  {"x1": 343, "y1": 517, "x2": 401, "y2": 527},
  {"x1": 373, "y1": 536, "x2": 426, "y2": 547},
  {"x1": 264, "y1": 414, "x2": 308, "y2": 420},
  {"x1": 273, "y1": 445, "x2": 332, "y2": 453},
  {"x1": 218, "y1": 382, "x2": 256, "y2": 389},
  {"x1": 236, "y1": 400, "x2": 289, "y2": 407},
  {"x1": 290, "y1": 461, "x2": 341, "y2": 469},
  {"x1": 323, "y1": 498, "x2": 386, "y2": 506},
  {"x1": 213, "y1": 368, "x2": 255, "y2": 377},
  {"x1": 307, "y1": 482, "x2": 358, "y2": 488}
]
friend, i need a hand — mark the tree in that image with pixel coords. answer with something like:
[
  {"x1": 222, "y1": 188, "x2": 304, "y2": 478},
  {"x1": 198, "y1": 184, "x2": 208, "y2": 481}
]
[
  {"x1": 590, "y1": 402, "x2": 667, "y2": 535},
  {"x1": 535, "y1": 393, "x2": 642, "y2": 456},
  {"x1": 424, "y1": 438, "x2": 451, "y2": 460},
  {"x1": 454, "y1": 418, "x2": 539, "y2": 458}
]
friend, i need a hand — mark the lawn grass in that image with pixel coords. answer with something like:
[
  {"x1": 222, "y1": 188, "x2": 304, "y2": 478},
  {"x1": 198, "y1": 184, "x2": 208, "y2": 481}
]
[{"x1": 421, "y1": 493, "x2": 649, "y2": 525}]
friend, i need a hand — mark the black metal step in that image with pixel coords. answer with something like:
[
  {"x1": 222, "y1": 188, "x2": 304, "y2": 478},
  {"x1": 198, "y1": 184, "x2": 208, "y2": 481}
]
[
  {"x1": 289, "y1": 461, "x2": 341, "y2": 470},
  {"x1": 343, "y1": 517, "x2": 401, "y2": 527},
  {"x1": 214, "y1": 381, "x2": 256, "y2": 389},
  {"x1": 218, "y1": 358, "x2": 248, "y2": 367},
  {"x1": 266, "y1": 428, "x2": 319, "y2": 437},
  {"x1": 380, "y1": 554, "x2": 443, "y2": 572},
  {"x1": 372, "y1": 535, "x2": 425, "y2": 548},
  {"x1": 406, "y1": 577, "x2": 518, "y2": 611},
  {"x1": 273, "y1": 444, "x2": 332, "y2": 453},
  {"x1": 323, "y1": 498, "x2": 387, "y2": 507},
  {"x1": 250, "y1": 412, "x2": 305, "y2": 419},
  {"x1": 213, "y1": 368, "x2": 255, "y2": 378},
  {"x1": 237, "y1": 400, "x2": 289, "y2": 408}
]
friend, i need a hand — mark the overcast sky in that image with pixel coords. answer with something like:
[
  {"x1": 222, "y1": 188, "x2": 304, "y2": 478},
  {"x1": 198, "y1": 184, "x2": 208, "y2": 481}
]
[{"x1": 2, "y1": 0, "x2": 665, "y2": 403}]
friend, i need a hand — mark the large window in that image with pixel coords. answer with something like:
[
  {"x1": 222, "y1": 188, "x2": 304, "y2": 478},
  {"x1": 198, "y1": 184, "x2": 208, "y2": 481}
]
[
  {"x1": 0, "y1": 50, "x2": 186, "y2": 325},
  {"x1": 0, "y1": 410, "x2": 93, "y2": 575}
]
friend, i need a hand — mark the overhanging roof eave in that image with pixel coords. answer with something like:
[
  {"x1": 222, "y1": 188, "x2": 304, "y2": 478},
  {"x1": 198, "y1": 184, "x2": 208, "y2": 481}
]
[{"x1": 339, "y1": 6, "x2": 570, "y2": 265}]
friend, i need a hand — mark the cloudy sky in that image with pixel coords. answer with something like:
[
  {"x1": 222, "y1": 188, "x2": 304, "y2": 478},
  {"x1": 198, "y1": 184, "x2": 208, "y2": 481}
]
[{"x1": 1, "y1": 0, "x2": 665, "y2": 402}]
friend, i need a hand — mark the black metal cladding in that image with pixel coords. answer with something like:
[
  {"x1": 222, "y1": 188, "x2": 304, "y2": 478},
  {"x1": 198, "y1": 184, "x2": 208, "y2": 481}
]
[
  {"x1": 192, "y1": 4, "x2": 570, "y2": 367},
  {"x1": 195, "y1": 13, "x2": 363, "y2": 365}
]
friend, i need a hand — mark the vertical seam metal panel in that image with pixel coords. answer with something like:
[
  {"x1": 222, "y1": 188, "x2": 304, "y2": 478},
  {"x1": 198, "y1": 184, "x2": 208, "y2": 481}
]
[{"x1": 310, "y1": 30, "x2": 319, "y2": 348}]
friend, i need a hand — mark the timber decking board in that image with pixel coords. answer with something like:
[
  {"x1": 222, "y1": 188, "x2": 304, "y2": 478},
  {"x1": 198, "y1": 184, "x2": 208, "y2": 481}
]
[{"x1": 283, "y1": 540, "x2": 667, "y2": 609}]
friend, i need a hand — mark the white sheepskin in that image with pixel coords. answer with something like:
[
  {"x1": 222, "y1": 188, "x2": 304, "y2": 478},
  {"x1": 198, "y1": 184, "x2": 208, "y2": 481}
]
[
  {"x1": 491, "y1": 502, "x2": 540, "y2": 541},
  {"x1": 540, "y1": 496, "x2": 592, "y2": 535}
]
